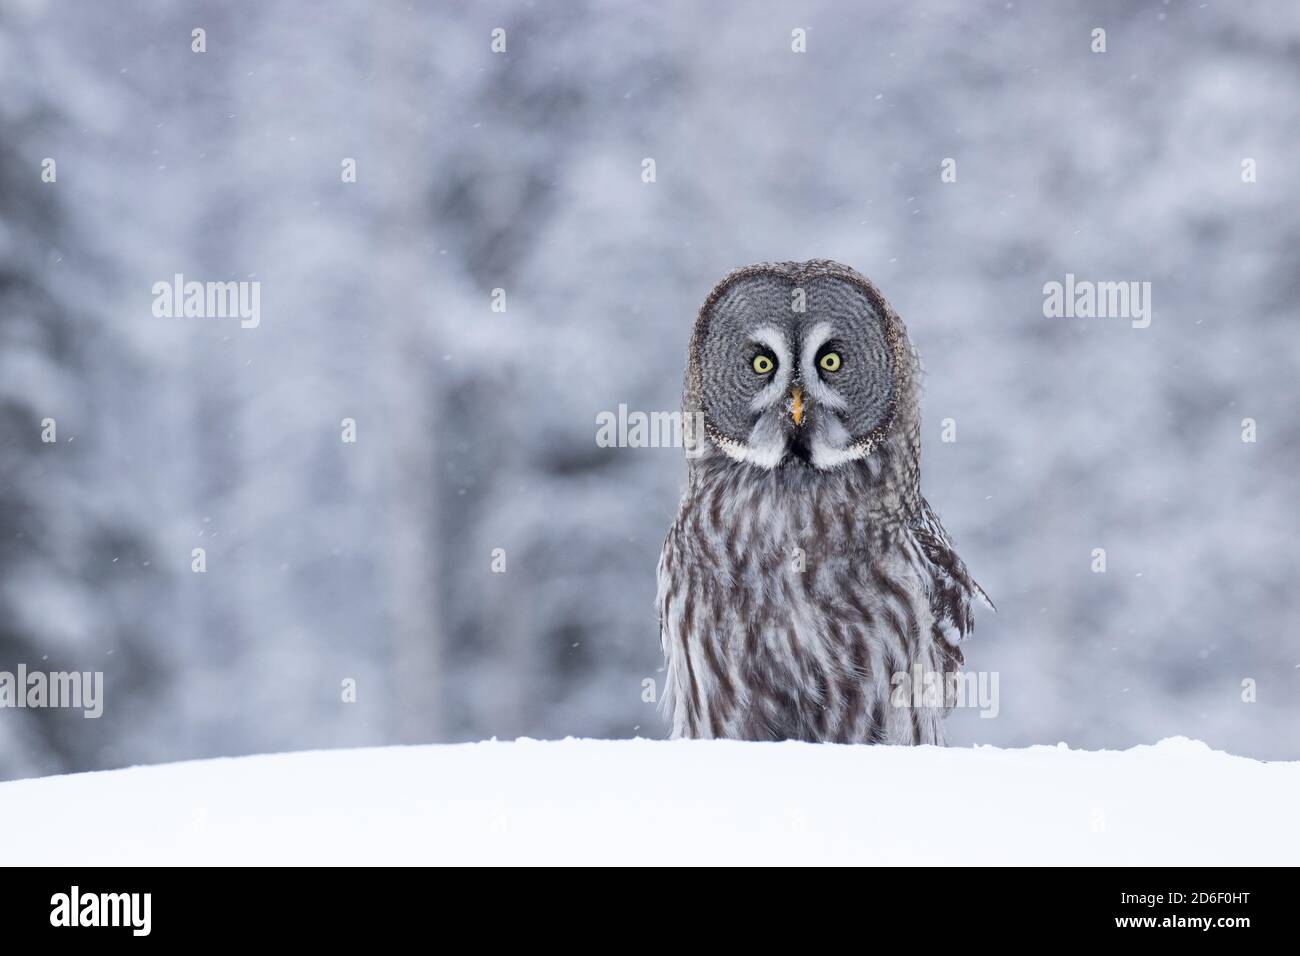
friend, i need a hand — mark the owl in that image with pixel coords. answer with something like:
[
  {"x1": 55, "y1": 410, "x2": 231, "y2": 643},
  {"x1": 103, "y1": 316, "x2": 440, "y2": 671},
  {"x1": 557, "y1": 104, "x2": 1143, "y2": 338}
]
[{"x1": 657, "y1": 259, "x2": 993, "y2": 744}]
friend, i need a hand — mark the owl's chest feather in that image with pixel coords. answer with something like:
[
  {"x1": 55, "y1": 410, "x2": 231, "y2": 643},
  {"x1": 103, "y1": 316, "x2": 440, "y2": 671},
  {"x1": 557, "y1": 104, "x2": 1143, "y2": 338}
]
[
  {"x1": 673, "y1": 474, "x2": 930, "y2": 660},
  {"x1": 658, "y1": 463, "x2": 947, "y2": 743}
]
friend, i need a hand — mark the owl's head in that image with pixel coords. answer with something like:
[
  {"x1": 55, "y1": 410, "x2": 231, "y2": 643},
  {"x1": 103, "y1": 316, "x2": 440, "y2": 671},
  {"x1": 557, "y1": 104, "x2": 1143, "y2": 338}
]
[{"x1": 684, "y1": 260, "x2": 918, "y2": 472}]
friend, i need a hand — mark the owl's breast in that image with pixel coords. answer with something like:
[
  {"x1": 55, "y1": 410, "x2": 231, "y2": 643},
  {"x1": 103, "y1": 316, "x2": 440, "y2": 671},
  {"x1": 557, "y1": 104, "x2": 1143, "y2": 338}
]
[{"x1": 658, "y1": 484, "x2": 943, "y2": 743}]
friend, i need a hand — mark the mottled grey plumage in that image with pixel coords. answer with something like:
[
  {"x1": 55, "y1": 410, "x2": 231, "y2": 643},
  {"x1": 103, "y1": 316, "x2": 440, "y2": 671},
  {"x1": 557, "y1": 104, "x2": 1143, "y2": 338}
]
[{"x1": 657, "y1": 260, "x2": 992, "y2": 744}]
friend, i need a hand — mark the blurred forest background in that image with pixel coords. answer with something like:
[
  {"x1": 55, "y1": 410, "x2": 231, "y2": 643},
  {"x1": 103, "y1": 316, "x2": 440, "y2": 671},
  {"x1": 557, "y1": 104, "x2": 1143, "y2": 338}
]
[{"x1": 2, "y1": 0, "x2": 1298, "y2": 779}]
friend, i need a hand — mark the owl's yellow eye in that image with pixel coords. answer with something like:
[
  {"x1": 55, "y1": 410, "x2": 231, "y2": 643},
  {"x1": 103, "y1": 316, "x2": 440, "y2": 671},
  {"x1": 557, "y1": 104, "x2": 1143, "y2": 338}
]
[
  {"x1": 752, "y1": 354, "x2": 775, "y2": 375},
  {"x1": 819, "y1": 351, "x2": 842, "y2": 372}
]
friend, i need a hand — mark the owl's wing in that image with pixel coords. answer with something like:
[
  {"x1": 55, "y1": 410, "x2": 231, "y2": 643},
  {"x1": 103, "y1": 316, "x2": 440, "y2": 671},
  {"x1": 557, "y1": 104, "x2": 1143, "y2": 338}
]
[{"x1": 908, "y1": 496, "x2": 994, "y2": 660}]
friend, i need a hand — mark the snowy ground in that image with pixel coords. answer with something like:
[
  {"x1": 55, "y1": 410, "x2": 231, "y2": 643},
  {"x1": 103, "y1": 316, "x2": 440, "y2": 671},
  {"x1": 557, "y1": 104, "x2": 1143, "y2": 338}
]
[{"x1": 1, "y1": 737, "x2": 1295, "y2": 866}]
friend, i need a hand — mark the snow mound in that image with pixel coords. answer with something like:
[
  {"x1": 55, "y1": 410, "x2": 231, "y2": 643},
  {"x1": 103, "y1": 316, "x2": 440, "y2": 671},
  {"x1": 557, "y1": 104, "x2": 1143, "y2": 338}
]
[{"x1": 1, "y1": 737, "x2": 1295, "y2": 865}]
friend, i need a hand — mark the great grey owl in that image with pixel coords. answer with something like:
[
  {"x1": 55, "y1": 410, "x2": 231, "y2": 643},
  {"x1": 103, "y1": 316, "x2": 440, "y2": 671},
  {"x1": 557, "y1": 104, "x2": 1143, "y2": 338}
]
[{"x1": 657, "y1": 260, "x2": 992, "y2": 744}]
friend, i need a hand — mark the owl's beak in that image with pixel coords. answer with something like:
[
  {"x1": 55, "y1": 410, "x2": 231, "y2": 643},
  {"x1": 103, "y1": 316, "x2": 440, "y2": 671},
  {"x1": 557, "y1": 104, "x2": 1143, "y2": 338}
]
[{"x1": 789, "y1": 386, "x2": 804, "y2": 427}]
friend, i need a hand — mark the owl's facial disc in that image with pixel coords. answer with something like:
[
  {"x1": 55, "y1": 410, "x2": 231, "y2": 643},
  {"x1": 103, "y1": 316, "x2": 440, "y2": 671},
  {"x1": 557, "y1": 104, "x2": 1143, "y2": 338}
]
[{"x1": 696, "y1": 272, "x2": 897, "y2": 471}]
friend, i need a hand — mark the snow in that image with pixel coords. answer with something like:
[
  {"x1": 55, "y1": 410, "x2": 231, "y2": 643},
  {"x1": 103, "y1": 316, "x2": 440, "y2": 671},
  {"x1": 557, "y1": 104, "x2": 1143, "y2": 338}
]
[{"x1": 1, "y1": 737, "x2": 1295, "y2": 865}]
